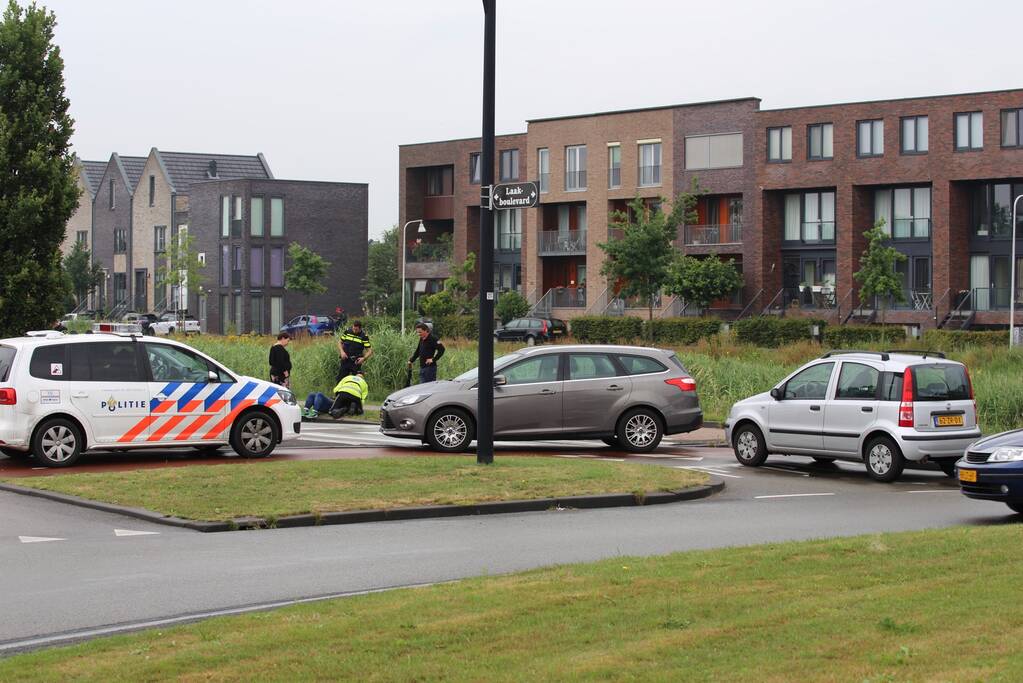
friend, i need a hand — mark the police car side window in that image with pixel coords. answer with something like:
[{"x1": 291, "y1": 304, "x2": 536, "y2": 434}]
[
  {"x1": 70, "y1": 342, "x2": 143, "y2": 382},
  {"x1": 145, "y1": 344, "x2": 213, "y2": 383},
  {"x1": 29, "y1": 344, "x2": 68, "y2": 380}
]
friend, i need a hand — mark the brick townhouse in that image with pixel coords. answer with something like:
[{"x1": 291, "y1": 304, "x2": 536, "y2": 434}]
[{"x1": 398, "y1": 87, "x2": 1023, "y2": 330}]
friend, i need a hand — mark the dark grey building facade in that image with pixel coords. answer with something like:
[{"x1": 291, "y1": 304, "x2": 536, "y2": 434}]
[
  {"x1": 91, "y1": 153, "x2": 146, "y2": 312},
  {"x1": 189, "y1": 178, "x2": 368, "y2": 334}
]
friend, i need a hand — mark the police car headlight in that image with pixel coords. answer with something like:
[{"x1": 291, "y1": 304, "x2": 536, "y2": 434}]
[
  {"x1": 394, "y1": 393, "x2": 430, "y2": 407},
  {"x1": 276, "y1": 389, "x2": 297, "y2": 406},
  {"x1": 989, "y1": 447, "x2": 1023, "y2": 462}
]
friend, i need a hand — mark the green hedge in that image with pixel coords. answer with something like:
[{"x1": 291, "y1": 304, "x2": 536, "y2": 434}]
[
  {"x1": 732, "y1": 316, "x2": 827, "y2": 347},
  {"x1": 823, "y1": 325, "x2": 906, "y2": 347},
  {"x1": 570, "y1": 316, "x2": 643, "y2": 344},
  {"x1": 643, "y1": 317, "x2": 721, "y2": 345},
  {"x1": 431, "y1": 315, "x2": 479, "y2": 339},
  {"x1": 923, "y1": 329, "x2": 1009, "y2": 351}
]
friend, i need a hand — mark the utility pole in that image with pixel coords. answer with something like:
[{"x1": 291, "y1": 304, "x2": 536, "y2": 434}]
[{"x1": 477, "y1": 0, "x2": 496, "y2": 464}]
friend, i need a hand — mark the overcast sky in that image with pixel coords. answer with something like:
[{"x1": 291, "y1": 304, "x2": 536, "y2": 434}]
[{"x1": 47, "y1": 0, "x2": 1023, "y2": 239}]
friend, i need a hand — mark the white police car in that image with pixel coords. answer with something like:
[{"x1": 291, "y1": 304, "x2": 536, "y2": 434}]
[{"x1": 0, "y1": 331, "x2": 300, "y2": 467}]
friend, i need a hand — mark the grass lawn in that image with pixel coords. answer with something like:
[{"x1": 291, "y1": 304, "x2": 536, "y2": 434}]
[
  {"x1": 3, "y1": 524, "x2": 1022, "y2": 681},
  {"x1": 1, "y1": 457, "x2": 706, "y2": 521}
]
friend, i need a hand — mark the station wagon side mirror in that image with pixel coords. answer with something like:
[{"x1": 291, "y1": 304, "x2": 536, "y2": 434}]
[
  {"x1": 493, "y1": 374, "x2": 507, "y2": 387},
  {"x1": 770, "y1": 387, "x2": 782, "y2": 400}
]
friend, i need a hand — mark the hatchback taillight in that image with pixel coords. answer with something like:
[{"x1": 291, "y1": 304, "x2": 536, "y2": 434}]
[
  {"x1": 542, "y1": 320, "x2": 548, "y2": 334},
  {"x1": 898, "y1": 368, "x2": 914, "y2": 428},
  {"x1": 665, "y1": 377, "x2": 697, "y2": 392},
  {"x1": 0, "y1": 388, "x2": 16, "y2": 406}
]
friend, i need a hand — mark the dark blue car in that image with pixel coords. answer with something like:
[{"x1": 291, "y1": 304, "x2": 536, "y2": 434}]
[
  {"x1": 957, "y1": 429, "x2": 1023, "y2": 514},
  {"x1": 280, "y1": 314, "x2": 337, "y2": 337}
]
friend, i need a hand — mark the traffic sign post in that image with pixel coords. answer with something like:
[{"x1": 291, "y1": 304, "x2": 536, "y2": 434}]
[{"x1": 477, "y1": 0, "x2": 496, "y2": 465}]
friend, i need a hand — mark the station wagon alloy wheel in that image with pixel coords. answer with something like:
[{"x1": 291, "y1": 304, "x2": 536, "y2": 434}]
[
  {"x1": 434, "y1": 414, "x2": 468, "y2": 449},
  {"x1": 617, "y1": 408, "x2": 663, "y2": 453},
  {"x1": 426, "y1": 408, "x2": 475, "y2": 453}
]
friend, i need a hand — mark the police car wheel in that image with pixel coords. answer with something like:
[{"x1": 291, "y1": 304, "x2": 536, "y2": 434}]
[
  {"x1": 230, "y1": 410, "x2": 278, "y2": 458},
  {"x1": 32, "y1": 418, "x2": 84, "y2": 467}
]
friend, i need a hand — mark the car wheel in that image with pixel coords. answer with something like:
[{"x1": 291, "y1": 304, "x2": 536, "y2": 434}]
[
  {"x1": 732, "y1": 423, "x2": 768, "y2": 467},
  {"x1": 230, "y1": 410, "x2": 279, "y2": 458},
  {"x1": 617, "y1": 408, "x2": 663, "y2": 453},
  {"x1": 936, "y1": 459, "x2": 958, "y2": 478},
  {"x1": 864, "y1": 435, "x2": 905, "y2": 482},
  {"x1": 168, "y1": 326, "x2": 176, "y2": 335},
  {"x1": 0, "y1": 447, "x2": 31, "y2": 459},
  {"x1": 32, "y1": 418, "x2": 84, "y2": 467},
  {"x1": 525, "y1": 335, "x2": 536, "y2": 346},
  {"x1": 601, "y1": 436, "x2": 622, "y2": 449},
  {"x1": 1006, "y1": 502, "x2": 1023, "y2": 514},
  {"x1": 426, "y1": 408, "x2": 475, "y2": 453}
]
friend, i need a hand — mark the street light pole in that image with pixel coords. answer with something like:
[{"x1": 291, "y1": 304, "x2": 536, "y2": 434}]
[
  {"x1": 477, "y1": 0, "x2": 496, "y2": 465},
  {"x1": 1010, "y1": 194, "x2": 1023, "y2": 349},
  {"x1": 400, "y1": 218, "x2": 425, "y2": 335}
]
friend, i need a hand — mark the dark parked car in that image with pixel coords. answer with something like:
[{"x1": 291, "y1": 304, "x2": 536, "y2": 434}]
[
  {"x1": 957, "y1": 430, "x2": 1023, "y2": 514},
  {"x1": 280, "y1": 314, "x2": 337, "y2": 337},
  {"x1": 545, "y1": 317, "x2": 568, "y2": 339},
  {"x1": 494, "y1": 317, "x2": 553, "y2": 345}
]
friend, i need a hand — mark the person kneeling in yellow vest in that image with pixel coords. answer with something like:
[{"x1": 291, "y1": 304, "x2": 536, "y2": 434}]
[{"x1": 329, "y1": 372, "x2": 369, "y2": 418}]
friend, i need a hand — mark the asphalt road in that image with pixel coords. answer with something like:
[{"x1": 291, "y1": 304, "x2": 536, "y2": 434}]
[{"x1": 0, "y1": 422, "x2": 1014, "y2": 653}]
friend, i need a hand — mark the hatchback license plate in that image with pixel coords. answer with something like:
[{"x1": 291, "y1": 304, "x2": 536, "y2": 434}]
[
  {"x1": 959, "y1": 469, "x2": 977, "y2": 483},
  {"x1": 935, "y1": 415, "x2": 964, "y2": 427}
]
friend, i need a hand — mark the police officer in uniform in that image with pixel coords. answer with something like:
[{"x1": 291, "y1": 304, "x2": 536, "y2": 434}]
[{"x1": 337, "y1": 320, "x2": 372, "y2": 380}]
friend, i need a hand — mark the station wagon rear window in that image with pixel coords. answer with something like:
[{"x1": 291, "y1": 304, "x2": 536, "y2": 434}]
[
  {"x1": 29, "y1": 344, "x2": 68, "y2": 380},
  {"x1": 616, "y1": 355, "x2": 667, "y2": 375},
  {"x1": 912, "y1": 364, "x2": 970, "y2": 401}
]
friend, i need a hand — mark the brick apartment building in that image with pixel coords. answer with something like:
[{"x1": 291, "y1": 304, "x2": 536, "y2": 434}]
[
  {"x1": 66, "y1": 149, "x2": 368, "y2": 333},
  {"x1": 398, "y1": 88, "x2": 1023, "y2": 330}
]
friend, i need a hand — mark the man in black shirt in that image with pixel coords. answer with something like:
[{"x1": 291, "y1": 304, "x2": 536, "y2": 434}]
[
  {"x1": 337, "y1": 320, "x2": 372, "y2": 380},
  {"x1": 408, "y1": 322, "x2": 445, "y2": 384},
  {"x1": 269, "y1": 332, "x2": 292, "y2": 387}
]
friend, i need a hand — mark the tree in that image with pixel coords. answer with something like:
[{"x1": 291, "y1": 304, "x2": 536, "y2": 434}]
[
  {"x1": 420, "y1": 249, "x2": 477, "y2": 318},
  {"x1": 157, "y1": 230, "x2": 206, "y2": 319},
  {"x1": 63, "y1": 240, "x2": 103, "y2": 307},
  {"x1": 284, "y1": 242, "x2": 330, "y2": 310},
  {"x1": 495, "y1": 290, "x2": 529, "y2": 324},
  {"x1": 667, "y1": 253, "x2": 743, "y2": 311},
  {"x1": 0, "y1": 1, "x2": 78, "y2": 335},
  {"x1": 362, "y1": 225, "x2": 400, "y2": 316},
  {"x1": 597, "y1": 179, "x2": 702, "y2": 327},
  {"x1": 854, "y1": 220, "x2": 907, "y2": 342}
]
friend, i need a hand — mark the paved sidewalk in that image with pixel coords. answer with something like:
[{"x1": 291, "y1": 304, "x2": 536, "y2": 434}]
[{"x1": 670, "y1": 427, "x2": 725, "y2": 446}]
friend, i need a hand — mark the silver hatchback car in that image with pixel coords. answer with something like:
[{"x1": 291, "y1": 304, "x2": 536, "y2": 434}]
[
  {"x1": 724, "y1": 350, "x2": 980, "y2": 481},
  {"x1": 380, "y1": 344, "x2": 702, "y2": 453}
]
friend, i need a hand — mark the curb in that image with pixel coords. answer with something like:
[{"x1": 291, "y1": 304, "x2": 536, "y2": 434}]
[{"x1": 0, "y1": 480, "x2": 724, "y2": 533}]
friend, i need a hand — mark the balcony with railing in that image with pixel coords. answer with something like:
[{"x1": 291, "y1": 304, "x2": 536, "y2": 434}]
[
  {"x1": 608, "y1": 167, "x2": 621, "y2": 189},
  {"x1": 684, "y1": 223, "x2": 742, "y2": 246},
  {"x1": 798, "y1": 221, "x2": 836, "y2": 244},
  {"x1": 972, "y1": 288, "x2": 1023, "y2": 312},
  {"x1": 539, "y1": 230, "x2": 586, "y2": 256},
  {"x1": 406, "y1": 240, "x2": 453, "y2": 263},
  {"x1": 565, "y1": 170, "x2": 587, "y2": 192},
  {"x1": 778, "y1": 285, "x2": 838, "y2": 310},
  {"x1": 638, "y1": 164, "x2": 661, "y2": 187}
]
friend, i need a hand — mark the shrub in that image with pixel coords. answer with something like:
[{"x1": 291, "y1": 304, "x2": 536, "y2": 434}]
[
  {"x1": 569, "y1": 316, "x2": 643, "y2": 344},
  {"x1": 495, "y1": 291, "x2": 530, "y2": 324},
  {"x1": 643, "y1": 317, "x2": 721, "y2": 345},
  {"x1": 923, "y1": 329, "x2": 1009, "y2": 351},
  {"x1": 356, "y1": 315, "x2": 401, "y2": 334},
  {"x1": 823, "y1": 325, "x2": 906, "y2": 347},
  {"x1": 732, "y1": 316, "x2": 827, "y2": 348},
  {"x1": 431, "y1": 315, "x2": 478, "y2": 340}
]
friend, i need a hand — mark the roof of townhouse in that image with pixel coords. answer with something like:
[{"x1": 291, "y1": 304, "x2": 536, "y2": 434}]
[
  {"x1": 153, "y1": 150, "x2": 273, "y2": 194},
  {"x1": 79, "y1": 159, "x2": 109, "y2": 197},
  {"x1": 116, "y1": 155, "x2": 148, "y2": 191}
]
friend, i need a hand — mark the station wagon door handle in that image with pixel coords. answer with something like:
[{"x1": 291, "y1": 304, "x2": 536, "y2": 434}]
[
  {"x1": 861, "y1": 406, "x2": 874, "y2": 413},
  {"x1": 539, "y1": 388, "x2": 556, "y2": 395},
  {"x1": 606, "y1": 385, "x2": 624, "y2": 391},
  {"x1": 809, "y1": 405, "x2": 821, "y2": 411}
]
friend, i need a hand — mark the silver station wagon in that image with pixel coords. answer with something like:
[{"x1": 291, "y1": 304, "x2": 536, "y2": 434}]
[
  {"x1": 380, "y1": 345, "x2": 703, "y2": 453},
  {"x1": 724, "y1": 350, "x2": 980, "y2": 482}
]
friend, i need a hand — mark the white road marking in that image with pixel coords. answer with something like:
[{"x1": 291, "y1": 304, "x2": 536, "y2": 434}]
[
  {"x1": 676, "y1": 466, "x2": 742, "y2": 479},
  {"x1": 904, "y1": 490, "x2": 959, "y2": 494},
  {"x1": 755, "y1": 493, "x2": 836, "y2": 500},
  {"x1": 114, "y1": 529, "x2": 160, "y2": 537},
  {"x1": 18, "y1": 536, "x2": 65, "y2": 544},
  {"x1": 762, "y1": 465, "x2": 810, "y2": 477}
]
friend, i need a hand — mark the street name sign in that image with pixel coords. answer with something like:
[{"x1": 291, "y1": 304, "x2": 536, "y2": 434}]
[{"x1": 491, "y1": 181, "x2": 539, "y2": 209}]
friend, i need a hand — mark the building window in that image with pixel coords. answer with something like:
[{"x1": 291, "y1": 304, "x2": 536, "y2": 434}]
[
  {"x1": 220, "y1": 294, "x2": 230, "y2": 334},
  {"x1": 537, "y1": 148, "x2": 549, "y2": 193},
  {"x1": 768, "y1": 126, "x2": 792, "y2": 162},
  {"x1": 565, "y1": 144, "x2": 587, "y2": 191},
  {"x1": 1001, "y1": 109, "x2": 1022, "y2": 148},
  {"x1": 270, "y1": 296, "x2": 283, "y2": 332},
  {"x1": 76, "y1": 230, "x2": 87, "y2": 244},
  {"x1": 784, "y1": 191, "x2": 835, "y2": 243},
  {"x1": 250, "y1": 246, "x2": 264, "y2": 287},
  {"x1": 857, "y1": 119, "x2": 884, "y2": 157},
  {"x1": 220, "y1": 245, "x2": 230, "y2": 287},
  {"x1": 971, "y1": 182, "x2": 1023, "y2": 237},
  {"x1": 955, "y1": 111, "x2": 983, "y2": 150},
  {"x1": 495, "y1": 209, "x2": 521, "y2": 251},
  {"x1": 900, "y1": 116, "x2": 929, "y2": 154},
  {"x1": 232, "y1": 246, "x2": 242, "y2": 287},
  {"x1": 148, "y1": 175, "x2": 155, "y2": 207},
  {"x1": 114, "y1": 228, "x2": 127, "y2": 253},
  {"x1": 221, "y1": 196, "x2": 230, "y2": 237},
  {"x1": 250, "y1": 196, "x2": 264, "y2": 236},
  {"x1": 250, "y1": 295, "x2": 264, "y2": 334},
  {"x1": 154, "y1": 226, "x2": 166, "y2": 253},
  {"x1": 270, "y1": 246, "x2": 284, "y2": 287},
  {"x1": 638, "y1": 141, "x2": 661, "y2": 187},
  {"x1": 113, "y1": 273, "x2": 127, "y2": 304},
  {"x1": 234, "y1": 295, "x2": 243, "y2": 332},
  {"x1": 469, "y1": 152, "x2": 481, "y2": 184},
  {"x1": 233, "y1": 196, "x2": 243, "y2": 220},
  {"x1": 875, "y1": 187, "x2": 931, "y2": 239},
  {"x1": 807, "y1": 123, "x2": 833, "y2": 160},
  {"x1": 270, "y1": 198, "x2": 284, "y2": 237},
  {"x1": 607, "y1": 144, "x2": 621, "y2": 189},
  {"x1": 425, "y1": 167, "x2": 453, "y2": 196},
  {"x1": 108, "y1": 179, "x2": 114, "y2": 210},
  {"x1": 499, "y1": 149, "x2": 519, "y2": 181},
  {"x1": 685, "y1": 133, "x2": 743, "y2": 170}
]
